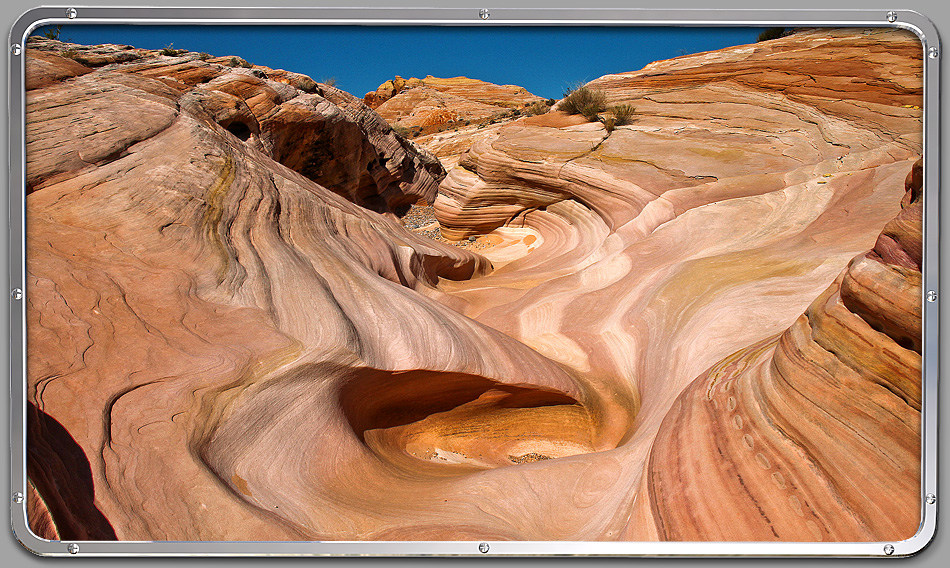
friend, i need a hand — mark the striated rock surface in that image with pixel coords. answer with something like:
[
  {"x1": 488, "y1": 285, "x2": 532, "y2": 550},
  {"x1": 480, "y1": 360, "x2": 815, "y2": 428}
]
[
  {"x1": 411, "y1": 121, "x2": 511, "y2": 173},
  {"x1": 436, "y1": 29, "x2": 923, "y2": 240},
  {"x1": 646, "y1": 158, "x2": 923, "y2": 542},
  {"x1": 430, "y1": 27, "x2": 923, "y2": 541},
  {"x1": 25, "y1": 37, "x2": 444, "y2": 213},
  {"x1": 367, "y1": 75, "x2": 544, "y2": 137},
  {"x1": 24, "y1": 28, "x2": 923, "y2": 543},
  {"x1": 366, "y1": 74, "x2": 543, "y2": 109},
  {"x1": 23, "y1": 36, "x2": 595, "y2": 542}
]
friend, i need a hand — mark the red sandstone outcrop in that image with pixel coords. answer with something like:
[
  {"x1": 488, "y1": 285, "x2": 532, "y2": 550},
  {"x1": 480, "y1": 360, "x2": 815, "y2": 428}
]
[
  {"x1": 436, "y1": 29, "x2": 923, "y2": 240},
  {"x1": 645, "y1": 158, "x2": 923, "y2": 542},
  {"x1": 430, "y1": 28, "x2": 922, "y2": 541},
  {"x1": 366, "y1": 75, "x2": 544, "y2": 136},
  {"x1": 366, "y1": 74, "x2": 542, "y2": 109},
  {"x1": 26, "y1": 37, "x2": 443, "y2": 213},
  {"x1": 23, "y1": 36, "x2": 594, "y2": 542},
  {"x1": 23, "y1": 28, "x2": 923, "y2": 543}
]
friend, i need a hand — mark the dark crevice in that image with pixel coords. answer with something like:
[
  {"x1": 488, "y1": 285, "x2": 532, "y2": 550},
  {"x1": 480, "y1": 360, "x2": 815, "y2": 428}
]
[
  {"x1": 225, "y1": 121, "x2": 251, "y2": 142},
  {"x1": 26, "y1": 402, "x2": 118, "y2": 540}
]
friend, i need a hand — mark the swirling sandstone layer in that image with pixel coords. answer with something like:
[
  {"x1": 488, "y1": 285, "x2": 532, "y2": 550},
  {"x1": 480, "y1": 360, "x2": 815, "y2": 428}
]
[
  {"x1": 431, "y1": 27, "x2": 923, "y2": 541},
  {"x1": 647, "y1": 158, "x2": 923, "y2": 542},
  {"x1": 26, "y1": 38, "x2": 443, "y2": 213},
  {"x1": 24, "y1": 28, "x2": 923, "y2": 542},
  {"x1": 24, "y1": 36, "x2": 614, "y2": 541}
]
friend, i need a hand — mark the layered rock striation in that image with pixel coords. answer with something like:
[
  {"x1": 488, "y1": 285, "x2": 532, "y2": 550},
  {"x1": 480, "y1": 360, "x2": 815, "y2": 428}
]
[
  {"x1": 430, "y1": 28, "x2": 923, "y2": 541},
  {"x1": 24, "y1": 28, "x2": 924, "y2": 543},
  {"x1": 366, "y1": 75, "x2": 545, "y2": 137},
  {"x1": 646, "y1": 158, "x2": 923, "y2": 542},
  {"x1": 24, "y1": 38, "x2": 569, "y2": 541},
  {"x1": 26, "y1": 38, "x2": 443, "y2": 213}
]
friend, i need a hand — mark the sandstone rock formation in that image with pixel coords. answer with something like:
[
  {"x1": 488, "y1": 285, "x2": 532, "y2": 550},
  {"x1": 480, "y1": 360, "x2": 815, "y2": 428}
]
[
  {"x1": 410, "y1": 122, "x2": 511, "y2": 173},
  {"x1": 23, "y1": 28, "x2": 923, "y2": 544},
  {"x1": 646, "y1": 158, "x2": 923, "y2": 542},
  {"x1": 366, "y1": 74, "x2": 542, "y2": 109},
  {"x1": 25, "y1": 37, "x2": 443, "y2": 213},
  {"x1": 366, "y1": 75, "x2": 544, "y2": 137},
  {"x1": 430, "y1": 28, "x2": 923, "y2": 541}
]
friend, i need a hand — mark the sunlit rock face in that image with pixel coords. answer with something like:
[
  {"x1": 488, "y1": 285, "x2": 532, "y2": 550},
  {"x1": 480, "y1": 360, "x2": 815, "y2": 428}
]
[
  {"x1": 24, "y1": 28, "x2": 922, "y2": 543},
  {"x1": 646, "y1": 158, "x2": 923, "y2": 542},
  {"x1": 366, "y1": 74, "x2": 543, "y2": 110},
  {"x1": 25, "y1": 37, "x2": 444, "y2": 213},
  {"x1": 367, "y1": 75, "x2": 545, "y2": 136}
]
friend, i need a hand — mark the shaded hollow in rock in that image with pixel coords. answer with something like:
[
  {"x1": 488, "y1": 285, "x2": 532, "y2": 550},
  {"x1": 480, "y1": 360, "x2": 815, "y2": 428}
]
[
  {"x1": 225, "y1": 121, "x2": 252, "y2": 142},
  {"x1": 339, "y1": 369, "x2": 601, "y2": 475}
]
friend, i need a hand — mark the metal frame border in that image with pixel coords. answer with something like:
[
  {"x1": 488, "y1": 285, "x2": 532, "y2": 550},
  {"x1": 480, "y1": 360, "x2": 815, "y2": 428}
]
[{"x1": 5, "y1": 6, "x2": 941, "y2": 557}]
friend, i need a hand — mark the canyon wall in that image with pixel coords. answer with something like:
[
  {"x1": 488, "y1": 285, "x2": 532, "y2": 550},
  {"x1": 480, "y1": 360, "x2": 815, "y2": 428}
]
[{"x1": 23, "y1": 28, "x2": 924, "y2": 543}]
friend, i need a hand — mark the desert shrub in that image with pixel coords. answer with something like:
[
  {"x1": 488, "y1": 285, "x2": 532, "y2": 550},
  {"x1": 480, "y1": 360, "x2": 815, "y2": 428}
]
[
  {"x1": 60, "y1": 48, "x2": 78, "y2": 59},
  {"x1": 197, "y1": 52, "x2": 213, "y2": 61},
  {"x1": 610, "y1": 104, "x2": 635, "y2": 126},
  {"x1": 43, "y1": 25, "x2": 62, "y2": 40},
  {"x1": 160, "y1": 43, "x2": 186, "y2": 56},
  {"x1": 757, "y1": 28, "x2": 785, "y2": 42},
  {"x1": 229, "y1": 56, "x2": 253, "y2": 69},
  {"x1": 295, "y1": 76, "x2": 319, "y2": 93},
  {"x1": 545, "y1": 98, "x2": 556, "y2": 106},
  {"x1": 322, "y1": 77, "x2": 338, "y2": 87},
  {"x1": 603, "y1": 116, "x2": 617, "y2": 133},
  {"x1": 561, "y1": 85, "x2": 607, "y2": 121},
  {"x1": 392, "y1": 124, "x2": 412, "y2": 138},
  {"x1": 525, "y1": 101, "x2": 550, "y2": 116}
]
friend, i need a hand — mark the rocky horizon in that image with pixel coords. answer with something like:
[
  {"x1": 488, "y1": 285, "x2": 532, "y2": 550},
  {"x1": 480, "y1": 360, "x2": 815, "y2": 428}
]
[
  {"x1": 366, "y1": 74, "x2": 546, "y2": 139},
  {"x1": 23, "y1": 28, "x2": 923, "y2": 543}
]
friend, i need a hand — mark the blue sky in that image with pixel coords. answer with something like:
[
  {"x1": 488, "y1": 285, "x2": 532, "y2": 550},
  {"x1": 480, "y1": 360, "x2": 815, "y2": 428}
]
[{"x1": 34, "y1": 25, "x2": 766, "y2": 100}]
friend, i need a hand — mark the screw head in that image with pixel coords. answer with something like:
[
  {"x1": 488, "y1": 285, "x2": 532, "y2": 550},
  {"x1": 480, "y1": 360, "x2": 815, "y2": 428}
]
[
  {"x1": 886, "y1": 11, "x2": 898, "y2": 23},
  {"x1": 67, "y1": 543, "x2": 80, "y2": 554},
  {"x1": 66, "y1": 7, "x2": 78, "y2": 19},
  {"x1": 930, "y1": 47, "x2": 939, "y2": 59},
  {"x1": 11, "y1": 43, "x2": 21, "y2": 56},
  {"x1": 884, "y1": 544, "x2": 895, "y2": 555},
  {"x1": 926, "y1": 493, "x2": 936, "y2": 505},
  {"x1": 478, "y1": 542, "x2": 490, "y2": 553},
  {"x1": 479, "y1": 9, "x2": 490, "y2": 20},
  {"x1": 927, "y1": 290, "x2": 937, "y2": 302},
  {"x1": 12, "y1": 492, "x2": 24, "y2": 504},
  {"x1": 11, "y1": 288, "x2": 23, "y2": 300}
]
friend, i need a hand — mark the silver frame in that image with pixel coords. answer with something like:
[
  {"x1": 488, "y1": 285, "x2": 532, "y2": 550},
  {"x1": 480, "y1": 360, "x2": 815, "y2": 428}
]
[{"x1": 6, "y1": 6, "x2": 940, "y2": 557}]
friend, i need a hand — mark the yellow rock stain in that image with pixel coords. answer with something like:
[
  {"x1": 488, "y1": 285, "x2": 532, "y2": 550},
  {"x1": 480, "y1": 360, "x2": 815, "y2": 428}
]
[{"x1": 231, "y1": 473, "x2": 252, "y2": 497}]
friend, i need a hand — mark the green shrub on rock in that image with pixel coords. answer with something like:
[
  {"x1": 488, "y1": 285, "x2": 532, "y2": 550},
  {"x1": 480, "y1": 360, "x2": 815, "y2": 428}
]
[
  {"x1": 561, "y1": 86, "x2": 607, "y2": 122},
  {"x1": 610, "y1": 104, "x2": 635, "y2": 126},
  {"x1": 757, "y1": 28, "x2": 786, "y2": 42}
]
